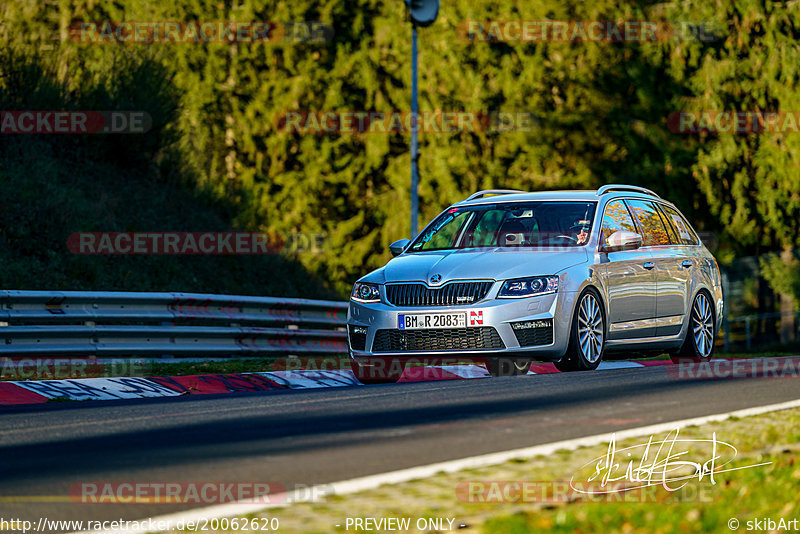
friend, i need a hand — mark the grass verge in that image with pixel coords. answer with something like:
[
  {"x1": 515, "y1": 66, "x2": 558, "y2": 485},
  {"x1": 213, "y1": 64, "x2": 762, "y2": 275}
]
[{"x1": 251, "y1": 407, "x2": 800, "y2": 534}]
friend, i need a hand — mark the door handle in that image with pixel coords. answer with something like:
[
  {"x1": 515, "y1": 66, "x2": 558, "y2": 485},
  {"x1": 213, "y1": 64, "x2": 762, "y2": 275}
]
[
  {"x1": 643, "y1": 262, "x2": 655, "y2": 270},
  {"x1": 681, "y1": 260, "x2": 693, "y2": 268}
]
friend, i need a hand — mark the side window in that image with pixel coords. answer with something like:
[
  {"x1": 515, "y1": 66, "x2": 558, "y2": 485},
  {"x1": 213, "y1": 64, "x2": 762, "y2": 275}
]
[
  {"x1": 626, "y1": 199, "x2": 671, "y2": 247},
  {"x1": 660, "y1": 204, "x2": 700, "y2": 246},
  {"x1": 600, "y1": 200, "x2": 637, "y2": 247}
]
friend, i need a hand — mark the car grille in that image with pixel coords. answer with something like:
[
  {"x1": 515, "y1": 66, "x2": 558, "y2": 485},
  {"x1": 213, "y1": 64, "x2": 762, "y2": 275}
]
[
  {"x1": 385, "y1": 281, "x2": 494, "y2": 307},
  {"x1": 511, "y1": 319, "x2": 554, "y2": 347},
  {"x1": 372, "y1": 327, "x2": 504, "y2": 352}
]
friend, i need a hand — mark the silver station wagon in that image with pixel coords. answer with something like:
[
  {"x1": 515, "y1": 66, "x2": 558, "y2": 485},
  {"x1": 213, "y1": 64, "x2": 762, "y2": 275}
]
[{"x1": 347, "y1": 185, "x2": 723, "y2": 382}]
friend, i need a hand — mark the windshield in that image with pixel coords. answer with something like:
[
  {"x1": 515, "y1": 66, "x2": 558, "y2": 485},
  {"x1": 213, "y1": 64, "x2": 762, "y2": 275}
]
[{"x1": 409, "y1": 201, "x2": 597, "y2": 252}]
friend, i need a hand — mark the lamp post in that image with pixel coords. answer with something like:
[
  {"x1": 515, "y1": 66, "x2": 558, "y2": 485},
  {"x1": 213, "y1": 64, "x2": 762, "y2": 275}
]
[{"x1": 403, "y1": 0, "x2": 439, "y2": 239}]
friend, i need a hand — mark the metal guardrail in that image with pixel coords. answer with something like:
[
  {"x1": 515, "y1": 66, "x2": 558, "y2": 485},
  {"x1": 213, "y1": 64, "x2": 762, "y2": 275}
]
[
  {"x1": 4, "y1": 289, "x2": 795, "y2": 357},
  {"x1": 0, "y1": 290, "x2": 348, "y2": 357},
  {"x1": 723, "y1": 309, "x2": 800, "y2": 351}
]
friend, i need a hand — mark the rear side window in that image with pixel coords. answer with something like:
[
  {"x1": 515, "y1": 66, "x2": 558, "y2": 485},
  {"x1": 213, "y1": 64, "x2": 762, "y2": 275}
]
[
  {"x1": 659, "y1": 204, "x2": 700, "y2": 245},
  {"x1": 626, "y1": 199, "x2": 671, "y2": 247},
  {"x1": 600, "y1": 200, "x2": 637, "y2": 247}
]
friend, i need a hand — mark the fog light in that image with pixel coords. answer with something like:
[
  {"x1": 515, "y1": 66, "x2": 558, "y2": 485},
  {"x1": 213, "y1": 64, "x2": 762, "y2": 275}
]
[
  {"x1": 353, "y1": 326, "x2": 368, "y2": 334},
  {"x1": 511, "y1": 319, "x2": 553, "y2": 330},
  {"x1": 512, "y1": 319, "x2": 554, "y2": 347}
]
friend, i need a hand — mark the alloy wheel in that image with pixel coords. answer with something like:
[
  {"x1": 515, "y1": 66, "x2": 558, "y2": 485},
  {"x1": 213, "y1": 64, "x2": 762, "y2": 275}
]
[
  {"x1": 692, "y1": 293, "x2": 714, "y2": 358},
  {"x1": 577, "y1": 293, "x2": 603, "y2": 363}
]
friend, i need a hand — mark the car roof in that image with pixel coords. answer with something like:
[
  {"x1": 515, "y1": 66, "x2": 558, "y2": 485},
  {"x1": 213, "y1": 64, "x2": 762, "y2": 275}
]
[{"x1": 453, "y1": 189, "x2": 673, "y2": 207}]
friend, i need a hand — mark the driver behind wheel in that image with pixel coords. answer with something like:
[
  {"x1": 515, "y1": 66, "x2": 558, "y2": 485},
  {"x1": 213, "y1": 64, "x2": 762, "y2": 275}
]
[{"x1": 570, "y1": 219, "x2": 591, "y2": 245}]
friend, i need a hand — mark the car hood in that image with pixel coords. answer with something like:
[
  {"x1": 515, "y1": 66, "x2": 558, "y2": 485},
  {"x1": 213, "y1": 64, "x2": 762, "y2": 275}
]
[{"x1": 362, "y1": 248, "x2": 588, "y2": 284}]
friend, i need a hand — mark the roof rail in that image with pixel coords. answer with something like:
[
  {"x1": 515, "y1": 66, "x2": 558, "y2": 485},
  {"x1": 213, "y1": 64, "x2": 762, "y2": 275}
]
[
  {"x1": 465, "y1": 189, "x2": 527, "y2": 202},
  {"x1": 596, "y1": 184, "x2": 660, "y2": 198}
]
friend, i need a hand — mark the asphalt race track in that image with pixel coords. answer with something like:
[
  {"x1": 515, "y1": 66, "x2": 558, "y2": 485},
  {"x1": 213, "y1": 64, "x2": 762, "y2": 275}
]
[{"x1": 1, "y1": 363, "x2": 799, "y2": 532}]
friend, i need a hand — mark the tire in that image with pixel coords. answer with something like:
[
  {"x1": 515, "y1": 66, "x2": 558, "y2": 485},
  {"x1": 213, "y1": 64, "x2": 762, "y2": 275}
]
[
  {"x1": 671, "y1": 291, "x2": 716, "y2": 363},
  {"x1": 555, "y1": 288, "x2": 605, "y2": 372},
  {"x1": 487, "y1": 357, "x2": 531, "y2": 377},
  {"x1": 350, "y1": 357, "x2": 404, "y2": 384}
]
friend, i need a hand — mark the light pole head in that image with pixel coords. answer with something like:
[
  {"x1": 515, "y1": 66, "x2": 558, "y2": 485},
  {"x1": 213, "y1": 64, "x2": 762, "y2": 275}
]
[{"x1": 404, "y1": 0, "x2": 439, "y2": 27}]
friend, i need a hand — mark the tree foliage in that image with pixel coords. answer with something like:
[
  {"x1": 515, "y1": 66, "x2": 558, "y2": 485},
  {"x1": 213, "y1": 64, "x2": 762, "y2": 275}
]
[{"x1": 1, "y1": 0, "x2": 798, "y2": 299}]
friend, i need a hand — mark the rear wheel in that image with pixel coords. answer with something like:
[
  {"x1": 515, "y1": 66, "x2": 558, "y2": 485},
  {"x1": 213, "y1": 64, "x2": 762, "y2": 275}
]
[
  {"x1": 487, "y1": 357, "x2": 531, "y2": 377},
  {"x1": 671, "y1": 292, "x2": 715, "y2": 363},
  {"x1": 350, "y1": 357, "x2": 404, "y2": 384},
  {"x1": 555, "y1": 288, "x2": 605, "y2": 372}
]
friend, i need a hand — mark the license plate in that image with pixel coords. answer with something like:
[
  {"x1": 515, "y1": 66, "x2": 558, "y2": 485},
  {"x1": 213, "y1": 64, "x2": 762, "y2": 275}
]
[{"x1": 398, "y1": 313, "x2": 467, "y2": 330}]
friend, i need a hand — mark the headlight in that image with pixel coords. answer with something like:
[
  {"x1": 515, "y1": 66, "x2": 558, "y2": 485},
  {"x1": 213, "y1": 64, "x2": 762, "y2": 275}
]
[
  {"x1": 498, "y1": 276, "x2": 559, "y2": 298},
  {"x1": 351, "y1": 282, "x2": 381, "y2": 303}
]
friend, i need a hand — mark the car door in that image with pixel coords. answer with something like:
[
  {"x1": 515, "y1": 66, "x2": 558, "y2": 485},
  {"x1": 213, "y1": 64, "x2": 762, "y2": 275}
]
[
  {"x1": 596, "y1": 199, "x2": 657, "y2": 339},
  {"x1": 654, "y1": 203, "x2": 699, "y2": 335},
  {"x1": 626, "y1": 199, "x2": 690, "y2": 337}
]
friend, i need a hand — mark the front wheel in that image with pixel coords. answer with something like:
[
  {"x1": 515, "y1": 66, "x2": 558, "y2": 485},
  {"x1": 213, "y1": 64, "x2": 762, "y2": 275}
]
[
  {"x1": 671, "y1": 292, "x2": 716, "y2": 363},
  {"x1": 555, "y1": 289, "x2": 605, "y2": 372},
  {"x1": 487, "y1": 357, "x2": 531, "y2": 377}
]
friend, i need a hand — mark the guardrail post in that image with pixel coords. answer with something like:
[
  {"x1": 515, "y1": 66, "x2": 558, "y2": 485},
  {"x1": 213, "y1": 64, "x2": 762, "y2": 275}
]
[
  {"x1": 721, "y1": 271, "x2": 730, "y2": 351},
  {"x1": 745, "y1": 317, "x2": 751, "y2": 351},
  {"x1": 797, "y1": 311, "x2": 800, "y2": 343},
  {"x1": 723, "y1": 316, "x2": 730, "y2": 352}
]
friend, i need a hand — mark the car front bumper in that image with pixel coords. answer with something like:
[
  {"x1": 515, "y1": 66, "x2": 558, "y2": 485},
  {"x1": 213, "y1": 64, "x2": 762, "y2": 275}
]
[{"x1": 346, "y1": 285, "x2": 576, "y2": 363}]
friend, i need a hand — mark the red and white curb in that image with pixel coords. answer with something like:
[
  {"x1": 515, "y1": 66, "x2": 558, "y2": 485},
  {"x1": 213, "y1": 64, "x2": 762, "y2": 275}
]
[{"x1": 0, "y1": 360, "x2": 671, "y2": 406}]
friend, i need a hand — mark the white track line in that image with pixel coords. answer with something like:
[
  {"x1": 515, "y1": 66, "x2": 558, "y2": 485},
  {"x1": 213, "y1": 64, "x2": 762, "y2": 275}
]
[{"x1": 82, "y1": 397, "x2": 800, "y2": 534}]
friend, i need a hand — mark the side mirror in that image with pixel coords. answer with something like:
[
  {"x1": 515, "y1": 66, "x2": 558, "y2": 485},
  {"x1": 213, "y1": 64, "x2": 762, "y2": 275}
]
[
  {"x1": 601, "y1": 230, "x2": 642, "y2": 253},
  {"x1": 389, "y1": 238, "x2": 410, "y2": 256}
]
